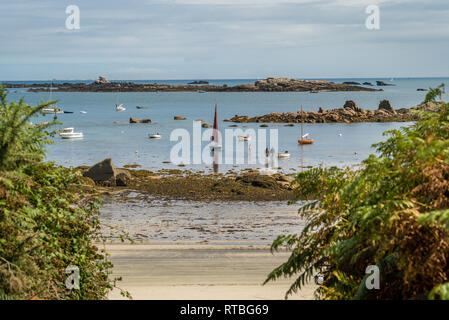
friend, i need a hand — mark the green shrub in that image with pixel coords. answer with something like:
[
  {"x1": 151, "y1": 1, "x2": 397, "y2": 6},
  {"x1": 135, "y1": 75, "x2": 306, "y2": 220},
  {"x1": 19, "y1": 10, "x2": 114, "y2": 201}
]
[
  {"x1": 266, "y1": 99, "x2": 449, "y2": 300},
  {"x1": 0, "y1": 87, "x2": 124, "y2": 299}
]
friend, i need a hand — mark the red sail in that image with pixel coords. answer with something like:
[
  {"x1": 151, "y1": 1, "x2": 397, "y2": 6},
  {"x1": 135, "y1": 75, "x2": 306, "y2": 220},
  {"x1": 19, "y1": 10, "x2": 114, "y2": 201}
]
[{"x1": 212, "y1": 103, "x2": 218, "y2": 143}]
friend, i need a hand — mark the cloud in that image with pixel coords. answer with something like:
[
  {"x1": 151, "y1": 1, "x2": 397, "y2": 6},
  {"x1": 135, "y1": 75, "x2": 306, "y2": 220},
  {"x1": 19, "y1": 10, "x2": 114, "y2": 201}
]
[{"x1": 1, "y1": 0, "x2": 449, "y2": 79}]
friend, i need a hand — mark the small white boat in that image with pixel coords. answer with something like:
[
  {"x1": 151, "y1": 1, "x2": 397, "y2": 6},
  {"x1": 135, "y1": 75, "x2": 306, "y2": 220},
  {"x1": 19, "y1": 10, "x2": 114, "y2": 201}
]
[
  {"x1": 149, "y1": 133, "x2": 162, "y2": 139},
  {"x1": 59, "y1": 127, "x2": 83, "y2": 139},
  {"x1": 43, "y1": 107, "x2": 63, "y2": 114},
  {"x1": 115, "y1": 104, "x2": 126, "y2": 111},
  {"x1": 302, "y1": 133, "x2": 310, "y2": 139},
  {"x1": 278, "y1": 151, "x2": 291, "y2": 159},
  {"x1": 197, "y1": 90, "x2": 206, "y2": 93},
  {"x1": 80, "y1": 111, "x2": 87, "y2": 114},
  {"x1": 238, "y1": 135, "x2": 251, "y2": 141}
]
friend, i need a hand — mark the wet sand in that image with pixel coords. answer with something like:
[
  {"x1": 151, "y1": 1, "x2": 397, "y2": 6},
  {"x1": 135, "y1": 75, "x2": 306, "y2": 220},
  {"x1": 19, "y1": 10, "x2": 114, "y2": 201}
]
[{"x1": 107, "y1": 243, "x2": 316, "y2": 300}]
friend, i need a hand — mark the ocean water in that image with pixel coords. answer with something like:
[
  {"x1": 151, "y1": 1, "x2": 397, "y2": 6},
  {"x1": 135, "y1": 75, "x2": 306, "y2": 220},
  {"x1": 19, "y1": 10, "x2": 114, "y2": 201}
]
[{"x1": 5, "y1": 77, "x2": 449, "y2": 173}]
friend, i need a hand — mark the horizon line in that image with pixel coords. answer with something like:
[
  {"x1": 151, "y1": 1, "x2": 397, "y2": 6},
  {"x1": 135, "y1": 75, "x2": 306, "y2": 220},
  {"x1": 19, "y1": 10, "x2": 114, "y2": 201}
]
[{"x1": 2, "y1": 76, "x2": 449, "y2": 82}]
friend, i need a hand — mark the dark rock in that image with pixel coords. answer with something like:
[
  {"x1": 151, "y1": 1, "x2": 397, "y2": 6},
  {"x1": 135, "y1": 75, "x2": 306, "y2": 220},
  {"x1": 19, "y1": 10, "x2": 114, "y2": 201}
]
[
  {"x1": 378, "y1": 100, "x2": 395, "y2": 113},
  {"x1": 417, "y1": 88, "x2": 428, "y2": 91},
  {"x1": 130, "y1": 117, "x2": 151, "y2": 123},
  {"x1": 363, "y1": 82, "x2": 373, "y2": 86},
  {"x1": 188, "y1": 81, "x2": 209, "y2": 85},
  {"x1": 343, "y1": 100, "x2": 363, "y2": 112},
  {"x1": 343, "y1": 81, "x2": 361, "y2": 85},
  {"x1": 83, "y1": 158, "x2": 116, "y2": 186},
  {"x1": 115, "y1": 171, "x2": 131, "y2": 186},
  {"x1": 174, "y1": 115, "x2": 186, "y2": 120},
  {"x1": 376, "y1": 81, "x2": 395, "y2": 86},
  {"x1": 202, "y1": 123, "x2": 212, "y2": 128},
  {"x1": 236, "y1": 173, "x2": 278, "y2": 189},
  {"x1": 83, "y1": 158, "x2": 131, "y2": 186}
]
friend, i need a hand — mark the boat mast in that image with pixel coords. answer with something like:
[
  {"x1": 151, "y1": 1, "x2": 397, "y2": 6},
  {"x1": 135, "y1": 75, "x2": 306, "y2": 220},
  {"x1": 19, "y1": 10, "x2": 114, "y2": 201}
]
[
  {"x1": 212, "y1": 102, "x2": 218, "y2": 143},
  {"x1": 300, "y1": 105, "x2": 304, "y2": 139}
]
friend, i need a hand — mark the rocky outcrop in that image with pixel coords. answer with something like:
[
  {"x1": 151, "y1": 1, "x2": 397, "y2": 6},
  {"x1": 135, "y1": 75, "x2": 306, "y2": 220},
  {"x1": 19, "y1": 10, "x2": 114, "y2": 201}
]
[
  {"x1": 174, "y1": 116, "x2": 187, "y2": 120},
  {"x1": 411, "y1": 101, "x2": 446, "y2": 112},
  {"x1": 83, "y1": 158, "x2": 131, "y2": 186},
  {"x1": 12, "y1": 77, "x2": 381, "y2": 93},
  {"x1": 202, "y1": 123, "x2": 212, "y2": 128},
  {"x1": 130, "y1": 117, "x2": 151, "y2": 123},
  {"x1": 93, "y1": 76, "x2": 110, "y2": 85},
  {"x1": 188, "y1": 81, "x2": 209, "y2": 85},
  {"x1": 376, "y1": 81, "x2": 395, "y2": 86},
  {"x1": 378, "y1": 100, "x2": 395, "y2": 113},
  {"x1": 225, "y1": 100, "x2": 422, "y2": 124}
]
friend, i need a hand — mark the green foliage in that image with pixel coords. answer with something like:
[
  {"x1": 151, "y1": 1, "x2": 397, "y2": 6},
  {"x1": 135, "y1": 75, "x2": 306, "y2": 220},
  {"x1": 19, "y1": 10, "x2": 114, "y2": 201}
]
[
  {"x1": 267, "y1": 96, "x2": 449, "y2": 300},
  {"x1": 0, "y1": 87, "x2": 125, "y2": 299},
  {"x1": 0, "y1": 87, "x2": 58, "y2": 171},
  {"x1": 424, "y1": 83, "x2": 445, "y2": 103}
]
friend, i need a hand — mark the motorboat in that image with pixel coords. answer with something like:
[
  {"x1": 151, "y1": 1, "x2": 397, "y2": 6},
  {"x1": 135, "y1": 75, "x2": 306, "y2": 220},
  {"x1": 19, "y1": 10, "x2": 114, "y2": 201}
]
[
  {"x1": 80, "y1": 111, "x2": 87, "y2": 114},
  {"x1": 149, "y1": 133, "x2": 162, "y2": 139},
  {"x1": 59, "y1": 127, "x2": 83, "y2": 139},
  {"x1": 115, "y1": 104, "x2": 126, "y2": 111},
  {"x1": 278, "y1": 151, "x2": 291, "y2": 159},
  {"x1": 43, "y1": 107, "x2": 63, "y2": 114}
]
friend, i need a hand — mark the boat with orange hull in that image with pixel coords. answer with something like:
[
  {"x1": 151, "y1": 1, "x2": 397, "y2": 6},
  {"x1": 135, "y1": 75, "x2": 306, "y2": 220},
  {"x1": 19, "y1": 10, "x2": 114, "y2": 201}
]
[{"x1": 298, "y1": 106, "x2": 314, "y2": 145}]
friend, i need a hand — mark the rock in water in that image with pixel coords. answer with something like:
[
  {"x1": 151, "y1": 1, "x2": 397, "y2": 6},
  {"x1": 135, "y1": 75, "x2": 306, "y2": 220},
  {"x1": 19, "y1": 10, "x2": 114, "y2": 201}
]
[
  {"x1": 83, "y1": 158, "x2": 131, "y2": 186},
  {"x1": 343, "y1": 100, "x2": 363, "y2": 113},
  {"x1": 130, "y1": 117, "x2": 151, "y2": 123},
  {"x1": 174, "y1": 115, "x2": 187, "y2": 120},
  {"x1": 93, "y1": 76, "x2": 110, "y2": 84},
  {"x1": 378, "y1": 100, "x2": 395, "y2": 113}
]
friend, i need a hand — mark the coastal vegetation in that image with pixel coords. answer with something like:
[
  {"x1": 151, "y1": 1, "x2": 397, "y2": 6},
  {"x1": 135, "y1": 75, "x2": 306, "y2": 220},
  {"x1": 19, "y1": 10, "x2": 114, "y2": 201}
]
[
  {"x1": 0, "y1": 87, "x2": 120, "y2": 299},
  {"x1": 266, "y1": 92, "x2": 449, "y2": 299}
]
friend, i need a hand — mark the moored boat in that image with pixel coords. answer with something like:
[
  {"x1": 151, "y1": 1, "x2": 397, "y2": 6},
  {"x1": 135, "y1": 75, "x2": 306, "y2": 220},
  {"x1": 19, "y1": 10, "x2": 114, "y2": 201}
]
[
  {"x1": 59, "y1": 127, "x2": 83, "y2": 139},
  {"x1": 149, "y1": 133, "x2": 162, "y2": 139},
  {"x1": 298, "y1": 106, "x2": 314, "y2": 145},
  {"x1": 278, "y1": 151, "x2": 291, "y2": 159},
  {"x1": 115, "y1": 104, "x2": 126, "y2": 111},
  {"x1": 42, "y1": 107, "x2": 64, "y2": 114}
]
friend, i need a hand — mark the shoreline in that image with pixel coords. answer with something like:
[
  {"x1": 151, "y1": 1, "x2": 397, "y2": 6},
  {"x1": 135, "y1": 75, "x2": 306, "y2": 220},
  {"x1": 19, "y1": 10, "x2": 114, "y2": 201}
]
[{"x1": 106, "y1": 243, "x2": 316, "y2": 300}]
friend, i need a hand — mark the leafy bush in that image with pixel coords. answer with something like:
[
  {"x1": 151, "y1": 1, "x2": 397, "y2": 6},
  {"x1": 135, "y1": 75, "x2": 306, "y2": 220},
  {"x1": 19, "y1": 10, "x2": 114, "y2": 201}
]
[
  {"x1": 425, "y1": 83, "x2": 445, "y2": 103},
  {"x1": 266, "y1": 100, "x2": 449, "y2": 300},
  {"x1": 0, "y1": 87, "x2": 121, "y2": 299}
]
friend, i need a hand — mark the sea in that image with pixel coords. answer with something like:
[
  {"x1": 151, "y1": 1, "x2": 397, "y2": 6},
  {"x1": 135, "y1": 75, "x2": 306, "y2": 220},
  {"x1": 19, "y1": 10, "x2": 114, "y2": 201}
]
[{"x1": 5, "y1": 77, "x2": 448, "y2": 174}]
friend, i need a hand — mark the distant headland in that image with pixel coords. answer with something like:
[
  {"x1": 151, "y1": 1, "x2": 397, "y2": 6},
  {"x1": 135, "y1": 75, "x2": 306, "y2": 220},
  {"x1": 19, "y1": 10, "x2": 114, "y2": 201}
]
[{"x1": 4, "y1": 76, "x2": 382, "y2": 93}]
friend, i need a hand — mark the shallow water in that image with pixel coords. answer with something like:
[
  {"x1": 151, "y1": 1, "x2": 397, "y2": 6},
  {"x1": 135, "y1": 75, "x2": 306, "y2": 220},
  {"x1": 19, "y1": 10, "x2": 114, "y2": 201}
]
[
  {"x1": 7, "y1": 77, "x2": 448, "y2": 172},
  {"x1": 100, "y1": 195, "x2": 304, "y2": 244}
]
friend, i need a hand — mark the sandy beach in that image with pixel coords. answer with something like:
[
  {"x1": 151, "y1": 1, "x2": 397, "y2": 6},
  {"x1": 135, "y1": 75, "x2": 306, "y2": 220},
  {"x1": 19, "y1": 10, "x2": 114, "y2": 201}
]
[{"x1": 107, "y1": 243, "x2": 316, "y2": 300}]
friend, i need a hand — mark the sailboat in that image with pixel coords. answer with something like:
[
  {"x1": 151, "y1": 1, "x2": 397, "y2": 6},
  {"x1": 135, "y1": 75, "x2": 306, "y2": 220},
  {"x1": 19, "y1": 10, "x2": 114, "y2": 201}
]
[
  {"x1": 210, "y1": 103, "x2": 222, "y2": 151},
  {"x1": 298, "y1": 106, "x2": 314, "y2": 145},
  {"x1": 43, "y1": 82, "x2": 64, "y2": 114},
  {"x1": 115, "y1": 90, "x2": 126, "y2": 111}
]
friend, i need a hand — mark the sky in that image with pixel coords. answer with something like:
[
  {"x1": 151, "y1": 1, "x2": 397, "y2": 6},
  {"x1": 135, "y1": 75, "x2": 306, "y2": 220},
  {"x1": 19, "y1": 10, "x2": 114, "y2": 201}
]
[{"x1": 1, "y1": 0, "x2": 448, "y2": 80}]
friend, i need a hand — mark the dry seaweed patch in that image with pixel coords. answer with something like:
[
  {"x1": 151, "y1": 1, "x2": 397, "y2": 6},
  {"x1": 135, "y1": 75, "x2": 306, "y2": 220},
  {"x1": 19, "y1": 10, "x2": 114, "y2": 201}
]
[{"x1": 75, "y1": 166, "x2": 294, "y2": 201}]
